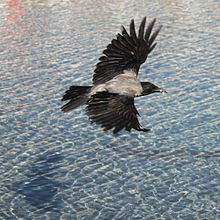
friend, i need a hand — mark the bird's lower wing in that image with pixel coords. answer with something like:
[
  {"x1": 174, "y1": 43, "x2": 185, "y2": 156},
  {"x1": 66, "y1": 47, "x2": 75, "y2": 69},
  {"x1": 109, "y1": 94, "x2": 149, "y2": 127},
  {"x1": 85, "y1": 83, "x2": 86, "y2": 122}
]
[{"x1": 86, "y1": 92, "x2": 142, "y2": 133}]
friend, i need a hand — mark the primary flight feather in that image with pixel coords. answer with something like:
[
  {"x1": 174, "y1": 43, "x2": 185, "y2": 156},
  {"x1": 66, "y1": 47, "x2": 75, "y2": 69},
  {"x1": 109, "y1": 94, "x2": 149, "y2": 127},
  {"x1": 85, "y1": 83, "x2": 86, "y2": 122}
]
[{"x1": 61, "y1": 17, "x2": 166, "y2": 133}]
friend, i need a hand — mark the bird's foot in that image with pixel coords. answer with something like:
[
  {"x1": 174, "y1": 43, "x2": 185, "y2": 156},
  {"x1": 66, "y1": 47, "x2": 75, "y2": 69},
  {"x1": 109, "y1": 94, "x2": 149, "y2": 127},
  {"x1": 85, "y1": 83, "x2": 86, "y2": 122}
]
[{"x1": 137, "y1": 127, "x2": 150, "y2": 132}]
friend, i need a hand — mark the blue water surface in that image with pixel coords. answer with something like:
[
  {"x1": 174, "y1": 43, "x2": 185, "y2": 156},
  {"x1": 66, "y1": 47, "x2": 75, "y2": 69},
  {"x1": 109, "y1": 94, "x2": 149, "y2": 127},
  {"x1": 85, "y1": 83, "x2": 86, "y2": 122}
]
[{"x1": 0, "y1": 0, "x2": 219, "y2": 219}]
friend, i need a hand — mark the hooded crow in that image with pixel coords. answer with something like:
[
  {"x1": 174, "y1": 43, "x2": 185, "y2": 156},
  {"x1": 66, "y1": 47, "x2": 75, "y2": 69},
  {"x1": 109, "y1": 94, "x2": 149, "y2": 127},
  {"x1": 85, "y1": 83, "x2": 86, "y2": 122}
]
[{"x1": 61, "y1": 17, "x2": 166, "y2": 133}]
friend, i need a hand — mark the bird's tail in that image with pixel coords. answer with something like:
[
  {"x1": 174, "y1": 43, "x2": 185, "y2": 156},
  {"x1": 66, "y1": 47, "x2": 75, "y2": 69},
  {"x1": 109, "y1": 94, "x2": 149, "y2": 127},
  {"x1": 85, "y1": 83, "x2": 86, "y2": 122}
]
[{"x1": 61, "y1": 86, "x2": 91, "y2": 112}]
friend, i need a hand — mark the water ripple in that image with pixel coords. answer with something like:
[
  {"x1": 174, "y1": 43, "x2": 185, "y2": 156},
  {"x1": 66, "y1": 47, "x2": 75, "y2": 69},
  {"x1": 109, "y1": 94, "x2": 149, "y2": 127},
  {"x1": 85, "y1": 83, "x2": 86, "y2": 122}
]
[{"x1": 0, "y1": 0, "x2": 219, "y2": 219}]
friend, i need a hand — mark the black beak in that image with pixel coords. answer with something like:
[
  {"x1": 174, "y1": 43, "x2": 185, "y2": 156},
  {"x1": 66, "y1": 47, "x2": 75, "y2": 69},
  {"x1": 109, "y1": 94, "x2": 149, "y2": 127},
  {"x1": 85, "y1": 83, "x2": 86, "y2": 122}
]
[{"x1": 154, "y1": 87, "x2": 167, "y2": 94}]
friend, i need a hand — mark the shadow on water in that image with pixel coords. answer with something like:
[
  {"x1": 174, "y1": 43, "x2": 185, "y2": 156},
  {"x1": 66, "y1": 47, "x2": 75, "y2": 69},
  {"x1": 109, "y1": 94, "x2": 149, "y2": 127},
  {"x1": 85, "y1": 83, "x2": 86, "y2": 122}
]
[{"x1": 10, "y1": 150, "x2": 66, "y2": 213}]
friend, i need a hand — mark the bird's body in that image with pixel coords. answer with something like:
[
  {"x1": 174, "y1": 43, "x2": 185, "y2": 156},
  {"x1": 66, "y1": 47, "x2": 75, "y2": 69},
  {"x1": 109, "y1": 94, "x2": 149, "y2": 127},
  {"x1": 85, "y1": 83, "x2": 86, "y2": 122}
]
[
  {"x1": 61, "y1": 17, "x2": 166, "y2": 133},
  {"x1": 90, "y1": 70, "x2": 143, "y2": 97}
]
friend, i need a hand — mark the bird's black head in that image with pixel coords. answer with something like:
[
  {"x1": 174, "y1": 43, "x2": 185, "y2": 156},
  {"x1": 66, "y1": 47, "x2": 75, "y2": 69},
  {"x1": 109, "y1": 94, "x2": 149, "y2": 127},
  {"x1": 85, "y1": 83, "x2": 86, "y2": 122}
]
[{"x1": 140, "y1": 82, "x2": 166, "y2": 96}]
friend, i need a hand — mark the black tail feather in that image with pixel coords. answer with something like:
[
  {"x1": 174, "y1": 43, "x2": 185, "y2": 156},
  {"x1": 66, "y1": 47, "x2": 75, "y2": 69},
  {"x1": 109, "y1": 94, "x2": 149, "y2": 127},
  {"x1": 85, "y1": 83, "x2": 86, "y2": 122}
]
[
  {"x1": 61, "y1": 86, "x2": 91, "y2": 101},
  {"x1": 61, "y1": 86, "x2": 91, "y2": 112}
]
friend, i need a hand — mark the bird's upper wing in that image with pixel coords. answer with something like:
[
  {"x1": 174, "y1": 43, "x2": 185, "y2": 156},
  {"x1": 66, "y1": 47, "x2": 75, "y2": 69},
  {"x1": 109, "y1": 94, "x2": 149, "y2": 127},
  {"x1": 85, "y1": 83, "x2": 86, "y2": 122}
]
[
  {"x1": 86, "y1": 92, "x2": 142, "y2": 133},
  {"x1": 93, "y1": 17, "x2": 162, "y2": 85}
]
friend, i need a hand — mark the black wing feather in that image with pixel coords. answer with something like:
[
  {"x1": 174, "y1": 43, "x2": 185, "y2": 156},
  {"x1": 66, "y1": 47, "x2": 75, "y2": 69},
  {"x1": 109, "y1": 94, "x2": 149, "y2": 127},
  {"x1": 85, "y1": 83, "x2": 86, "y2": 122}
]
[
  {"x1": 138, "y1": 17, "x2": 146, "y2": 40},
  {"x1": 144, "y1": 18, "x2": 156, "y2": 41},
  {"x1": 93, "y1": 17, "x2": 162, "y2": 85},
  {"x1": 148, "y1": 25, "x2": 163, "y2": 48},
  {"x1": 130, "y1": 19, "x2": 138, "y2": 44}
]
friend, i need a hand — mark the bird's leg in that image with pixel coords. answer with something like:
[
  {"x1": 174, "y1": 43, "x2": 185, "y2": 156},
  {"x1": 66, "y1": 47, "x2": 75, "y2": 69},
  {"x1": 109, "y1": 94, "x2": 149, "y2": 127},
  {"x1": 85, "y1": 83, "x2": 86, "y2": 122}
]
[{"x1": 141, "y1": 128, "x2": 150, "y2": 132}]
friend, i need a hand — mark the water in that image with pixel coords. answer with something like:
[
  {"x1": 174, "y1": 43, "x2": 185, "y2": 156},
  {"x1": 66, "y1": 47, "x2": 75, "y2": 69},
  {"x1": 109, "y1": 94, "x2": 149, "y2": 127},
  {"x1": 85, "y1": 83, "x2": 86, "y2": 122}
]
[{"x1": 0, "y1": 0, "x2": 219, "y2": 219}]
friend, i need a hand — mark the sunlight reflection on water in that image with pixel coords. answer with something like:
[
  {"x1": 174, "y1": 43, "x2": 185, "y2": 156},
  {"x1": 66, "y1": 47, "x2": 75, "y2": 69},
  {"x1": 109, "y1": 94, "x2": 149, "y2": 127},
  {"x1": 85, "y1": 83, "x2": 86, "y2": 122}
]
[{"x1": 0, "y1": 0, "x2": 219, "y2": 219}]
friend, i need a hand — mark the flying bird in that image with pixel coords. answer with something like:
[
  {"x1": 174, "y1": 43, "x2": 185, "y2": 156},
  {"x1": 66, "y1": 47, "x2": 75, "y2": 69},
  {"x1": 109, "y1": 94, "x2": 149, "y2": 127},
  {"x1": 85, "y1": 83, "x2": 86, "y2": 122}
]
[{"x1": 61, "y1": 17, "x2": 166, "y2": 133}]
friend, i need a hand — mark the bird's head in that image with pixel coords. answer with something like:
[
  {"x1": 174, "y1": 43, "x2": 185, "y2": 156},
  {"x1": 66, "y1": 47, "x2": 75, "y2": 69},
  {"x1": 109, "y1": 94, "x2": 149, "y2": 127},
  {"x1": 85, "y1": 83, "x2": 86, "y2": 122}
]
[{"x1": 140, "y1": 82, "x2": 166, "y2": 96}]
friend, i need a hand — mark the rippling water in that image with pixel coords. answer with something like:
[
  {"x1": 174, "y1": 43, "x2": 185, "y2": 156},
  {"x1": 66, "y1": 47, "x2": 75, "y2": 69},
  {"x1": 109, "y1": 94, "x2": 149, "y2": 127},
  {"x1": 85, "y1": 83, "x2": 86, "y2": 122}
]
[{"x1": 0, "y1": 0, "x2": 219, "y2": 219}]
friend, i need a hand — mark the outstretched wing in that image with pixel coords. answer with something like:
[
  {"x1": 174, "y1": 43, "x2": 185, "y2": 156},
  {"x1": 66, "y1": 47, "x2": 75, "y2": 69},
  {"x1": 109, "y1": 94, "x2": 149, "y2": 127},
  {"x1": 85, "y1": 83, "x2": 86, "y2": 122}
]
[
  {"x1": 86, "y1": 92, "x2": 143, "y2": 133},
  {"x1": 93, "y1": 17, "x2": 162, "y2": 85}
]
